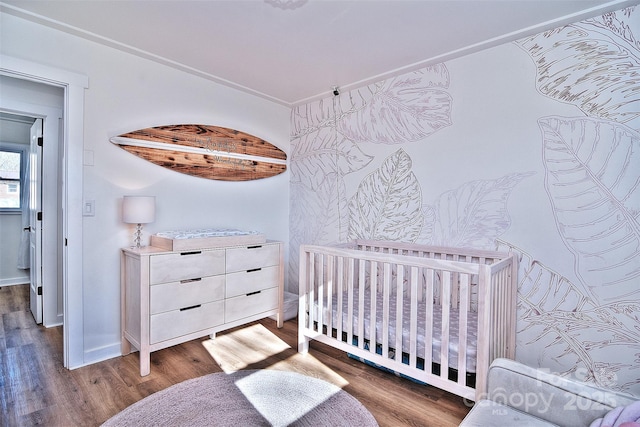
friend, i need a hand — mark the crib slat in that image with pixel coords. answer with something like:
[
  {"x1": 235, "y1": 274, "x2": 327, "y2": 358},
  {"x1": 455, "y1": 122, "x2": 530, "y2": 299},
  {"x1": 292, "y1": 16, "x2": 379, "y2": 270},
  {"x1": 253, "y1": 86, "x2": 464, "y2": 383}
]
[
  {"x1": 370, "y1": 261, "x2": 378, "y2": 357},
  {"x1": 508, "y1": 254, "x2": 518, "y2": 358},
  {"x1": 347, "y1": 257, "x2": 355, "y2": 347},
  {"x1": 440, "y1": 271, "x2": 451, "y2": 376},
  {"x1": 409, "y1": 266, "x2": 419, "y2": 368},
  {"x1": 500, "y1": 266, "x2": 511, "y2": 358},
  {"x1": 309, "y1": 253, "x2": 316, "y2": 332},
  {"x1": 417, "y1": 255, "x2": 425, "y2": 302},
  {"x1": 382, "y1": 262, "x2": 391, "y2": 359},
  {"x1": 496, "y1": 270, "x2": 503, "y2": 358},
  {"x1": 458, "y1": 273, "x2": 469, "y2": 386},
  {"x1": 336, "y1": 256, "x2": 344, "y2": 340},
  {"x1": 358, "y1": 258, "x2": 366, "y2": 350},
  {"x1": 317, "y1": 253, "x2": 325, "y2": 336},
  {"x1": 326, "y1": 254, "x2": 334, "y2": 335},
  {"x1": 451, "y1": 254, "x2": 460, "y2": 308},
  {"x1": 395, "y1": 264, "x2": 404, "y2": 364},
  {"x1": 424, "y1": 268, "x2": 434, "y2": 371}
]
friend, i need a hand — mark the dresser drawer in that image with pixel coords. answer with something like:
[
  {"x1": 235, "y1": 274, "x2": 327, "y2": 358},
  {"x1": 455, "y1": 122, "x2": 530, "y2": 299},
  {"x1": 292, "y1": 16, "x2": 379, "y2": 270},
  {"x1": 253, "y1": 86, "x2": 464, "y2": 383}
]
[
  {"x1": 225, "y1": 286, "x2": 278, "y2": 323},
  {"x1": 150, "y1": 300, "x2": 224, "y2": 344},
  {"x1": 225, "y1": 265, "x2": 279, "y2": 298},
  {"x1": 226, "y1": 244, "x2": 280, "y2": 273},
  {"x1": 150, "y1": 275, "x2": 225, "y2": 315},
  {"x1": 150, "y1": 249, "x2": 225, "y2": 284}
]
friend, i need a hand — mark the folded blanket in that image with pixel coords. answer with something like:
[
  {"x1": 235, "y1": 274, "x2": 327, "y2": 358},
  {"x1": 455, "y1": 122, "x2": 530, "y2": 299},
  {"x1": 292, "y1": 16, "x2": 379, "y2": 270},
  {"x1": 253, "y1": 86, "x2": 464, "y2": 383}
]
[{"x1": 589, "y1": 401, "x2": 640, "y2": 427}]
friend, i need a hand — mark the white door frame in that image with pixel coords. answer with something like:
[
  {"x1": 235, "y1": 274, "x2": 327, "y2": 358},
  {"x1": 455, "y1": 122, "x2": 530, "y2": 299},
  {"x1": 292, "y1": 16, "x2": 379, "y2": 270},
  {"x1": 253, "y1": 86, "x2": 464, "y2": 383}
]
[{"x1": 1, "y1": 54, "x2": 88, "y2": 369}]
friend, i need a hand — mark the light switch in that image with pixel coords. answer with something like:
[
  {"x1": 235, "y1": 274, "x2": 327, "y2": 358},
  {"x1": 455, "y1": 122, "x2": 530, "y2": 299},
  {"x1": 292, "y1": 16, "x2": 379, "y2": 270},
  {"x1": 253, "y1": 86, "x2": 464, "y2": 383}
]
[{"x1": 83, "y1": 200, "x2": 95, "y2": 216}]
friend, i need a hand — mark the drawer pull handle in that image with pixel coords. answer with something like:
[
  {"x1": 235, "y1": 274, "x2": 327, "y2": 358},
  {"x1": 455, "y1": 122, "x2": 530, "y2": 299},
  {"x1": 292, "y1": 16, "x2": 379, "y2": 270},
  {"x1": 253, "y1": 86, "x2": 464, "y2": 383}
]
[
  {"x1": 247, "y1": 245, "x2": 263, "y2": 249},
  {"x1": 247, "y1": 268, "x2": 262, "y2": 273},
  {"x1": 180, "y1": 304, "x2": 201, "y2": 311},
  {"x1": 246, "y1": 291, "x2": 261, "y2": 296},
  {"x1": 180, "y1": 251, "x2": 202, "y2": 256},
  {"x1": 180, "y1": 278, "x2": 202, "y2": 284}
]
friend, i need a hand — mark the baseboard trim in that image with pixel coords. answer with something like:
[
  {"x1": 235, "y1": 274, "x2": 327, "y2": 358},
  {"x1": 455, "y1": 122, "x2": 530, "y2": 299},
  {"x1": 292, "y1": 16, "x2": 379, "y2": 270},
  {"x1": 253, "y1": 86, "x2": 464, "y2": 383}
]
[{"x1": 0, "y1": 277, "x2": 30, "y2": 287}]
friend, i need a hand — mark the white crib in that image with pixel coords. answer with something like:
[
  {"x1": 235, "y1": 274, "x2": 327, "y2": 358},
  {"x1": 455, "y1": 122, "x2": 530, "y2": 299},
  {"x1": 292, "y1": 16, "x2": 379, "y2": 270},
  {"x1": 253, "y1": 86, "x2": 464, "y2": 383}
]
[{"x1": 298, "y1": 240, "x2": 517, "y2": 401}]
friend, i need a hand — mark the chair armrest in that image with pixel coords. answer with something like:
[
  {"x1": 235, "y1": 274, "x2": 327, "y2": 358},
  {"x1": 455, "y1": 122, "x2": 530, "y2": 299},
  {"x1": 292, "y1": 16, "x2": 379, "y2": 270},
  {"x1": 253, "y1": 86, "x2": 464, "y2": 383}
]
[{"x1": 485, "y1": 358, "x2": 637, "y2": 427}]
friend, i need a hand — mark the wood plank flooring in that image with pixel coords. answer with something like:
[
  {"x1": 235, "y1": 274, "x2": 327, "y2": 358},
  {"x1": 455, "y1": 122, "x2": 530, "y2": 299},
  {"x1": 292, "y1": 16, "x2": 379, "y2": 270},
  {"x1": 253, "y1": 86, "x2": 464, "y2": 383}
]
[{"x1": 0, "y1": 284, "x2": 471, "y2": 426}]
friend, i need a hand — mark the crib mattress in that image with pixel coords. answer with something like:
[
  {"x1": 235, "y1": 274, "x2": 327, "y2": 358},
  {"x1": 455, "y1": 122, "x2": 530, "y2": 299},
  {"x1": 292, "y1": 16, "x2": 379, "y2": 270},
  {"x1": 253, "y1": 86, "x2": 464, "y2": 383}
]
[{"x1": 314, "y1": 291, "x2": 478, "y2": 372}]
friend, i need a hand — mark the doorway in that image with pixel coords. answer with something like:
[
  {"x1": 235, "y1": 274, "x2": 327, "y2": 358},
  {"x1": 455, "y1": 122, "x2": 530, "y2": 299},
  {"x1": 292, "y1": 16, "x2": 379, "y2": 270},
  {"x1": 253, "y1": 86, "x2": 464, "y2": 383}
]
[
  {"x1": 1, "y1": 55, "x2": 88, "y2": 369},
  {"x1": 0, "y1": 77, "x2": 63, "y2": 327}
]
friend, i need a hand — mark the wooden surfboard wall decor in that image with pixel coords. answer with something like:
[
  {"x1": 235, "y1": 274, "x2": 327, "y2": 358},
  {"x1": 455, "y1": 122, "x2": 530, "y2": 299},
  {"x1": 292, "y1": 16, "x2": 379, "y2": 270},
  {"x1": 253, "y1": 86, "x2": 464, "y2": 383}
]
[{"x1": 110, "y1": 124, "x2": 287, "y2": 181}]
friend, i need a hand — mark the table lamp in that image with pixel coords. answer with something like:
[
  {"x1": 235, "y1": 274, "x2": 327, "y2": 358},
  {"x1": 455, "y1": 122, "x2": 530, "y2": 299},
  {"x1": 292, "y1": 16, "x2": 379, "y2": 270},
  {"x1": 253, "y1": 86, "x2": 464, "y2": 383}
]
[{"x1": 122, "y1": 195, "x2": 155, "y2": 248}]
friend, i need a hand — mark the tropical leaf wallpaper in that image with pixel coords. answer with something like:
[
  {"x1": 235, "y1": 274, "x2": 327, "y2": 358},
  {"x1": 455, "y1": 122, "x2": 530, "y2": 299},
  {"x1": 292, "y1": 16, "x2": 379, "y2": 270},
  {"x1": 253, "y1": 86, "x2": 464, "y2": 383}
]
[
  {"x1": 289, "y1": 6, "x2": 640, "y2": 395},
  {"x1": 348, "y1": 149, "x2": 424, "y2": 241}
]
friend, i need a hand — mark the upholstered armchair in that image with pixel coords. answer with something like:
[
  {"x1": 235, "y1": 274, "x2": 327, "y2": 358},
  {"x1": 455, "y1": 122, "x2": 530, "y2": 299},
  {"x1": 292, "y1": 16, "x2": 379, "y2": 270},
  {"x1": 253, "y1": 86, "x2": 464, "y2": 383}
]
[{"x1": 460, "y1": 358, "x2": 639, "y2": 427}]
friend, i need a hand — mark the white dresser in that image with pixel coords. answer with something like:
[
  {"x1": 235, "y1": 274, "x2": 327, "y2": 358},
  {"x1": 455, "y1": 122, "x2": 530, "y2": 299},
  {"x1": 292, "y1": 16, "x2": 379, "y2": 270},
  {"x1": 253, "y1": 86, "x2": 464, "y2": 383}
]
[{"x1": 120, "y1": 240, "x2": 284, "y2": 376}]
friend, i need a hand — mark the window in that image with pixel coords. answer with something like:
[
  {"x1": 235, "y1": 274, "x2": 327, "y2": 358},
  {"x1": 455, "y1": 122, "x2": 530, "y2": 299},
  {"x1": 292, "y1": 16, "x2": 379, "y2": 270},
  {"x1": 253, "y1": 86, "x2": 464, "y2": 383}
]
[{"x1": 0, "y1": 144, "x2": 26, "y2": 213}]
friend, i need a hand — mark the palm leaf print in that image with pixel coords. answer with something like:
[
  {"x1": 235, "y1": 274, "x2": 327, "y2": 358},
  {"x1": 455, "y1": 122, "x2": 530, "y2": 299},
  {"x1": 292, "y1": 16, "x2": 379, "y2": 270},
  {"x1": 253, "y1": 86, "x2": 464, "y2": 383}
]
[
  {"x1": 540, "y1": 116, "x2": 640, "y2": 303},
  {"x1": 291, "y1": 97, "x2": 335, "y2": 139},
  {"x1": 336, "y1": 65, "x2": 453, "y2": 144},
  {"x1": 516, "y1": 8, "x2": 640, "y2": 130},
  {"x1": 289, "y1": 178, "x2": 348, "y2": 285},
  {"x1": 497, "y1": 241, "x2": 640, "y2": 394},
  {"x1": 348, "y1": 149, "x2": 423, "y2": 241},
  {"x1": 290, "y1": 127, "x2": 373, "y2": 188},
  {"x1": 421, "y1": 173, "x2": 534, "y2": 248}
]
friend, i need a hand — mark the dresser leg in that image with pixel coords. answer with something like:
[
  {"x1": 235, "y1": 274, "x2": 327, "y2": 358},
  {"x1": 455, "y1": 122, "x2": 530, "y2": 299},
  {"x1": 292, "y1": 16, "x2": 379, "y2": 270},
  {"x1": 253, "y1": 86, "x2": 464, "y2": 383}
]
[
  {"x1": 276, "y1": 312, "x2": 283, "y2": 328},
  {"x1": 209, "y1": 332, "x2": 216, "y2": 339},
  {"x1": 140, "y1": 350, "x2": 151, "y2": 376}
]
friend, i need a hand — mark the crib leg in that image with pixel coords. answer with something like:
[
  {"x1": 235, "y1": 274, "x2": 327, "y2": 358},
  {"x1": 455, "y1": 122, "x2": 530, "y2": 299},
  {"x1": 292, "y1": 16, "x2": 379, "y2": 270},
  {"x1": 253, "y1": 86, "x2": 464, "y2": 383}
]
[{"x1": 298, "y1": 335, "x2": 310, "y2": 353}]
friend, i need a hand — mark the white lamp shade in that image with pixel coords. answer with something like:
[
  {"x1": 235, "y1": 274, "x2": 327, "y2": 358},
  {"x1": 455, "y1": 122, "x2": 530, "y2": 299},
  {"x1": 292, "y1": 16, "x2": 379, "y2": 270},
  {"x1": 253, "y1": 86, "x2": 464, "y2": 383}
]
[{"x1": 122, "y1": 196, "x2": 155, "y2": 224}]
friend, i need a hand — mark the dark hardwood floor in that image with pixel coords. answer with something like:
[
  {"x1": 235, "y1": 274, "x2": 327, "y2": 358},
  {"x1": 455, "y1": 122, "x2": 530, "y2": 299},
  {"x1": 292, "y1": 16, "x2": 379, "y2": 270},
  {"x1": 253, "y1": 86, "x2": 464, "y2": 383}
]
[{"x1": 0, "y1": 284, "x2": 471, "y2": 426}]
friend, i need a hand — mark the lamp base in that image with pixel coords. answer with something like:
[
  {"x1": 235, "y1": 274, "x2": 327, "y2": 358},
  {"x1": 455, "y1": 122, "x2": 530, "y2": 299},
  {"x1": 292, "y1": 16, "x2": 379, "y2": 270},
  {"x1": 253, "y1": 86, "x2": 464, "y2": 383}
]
[{"x1": 133, "y1": 223, "x2": 145, "y2": 248}]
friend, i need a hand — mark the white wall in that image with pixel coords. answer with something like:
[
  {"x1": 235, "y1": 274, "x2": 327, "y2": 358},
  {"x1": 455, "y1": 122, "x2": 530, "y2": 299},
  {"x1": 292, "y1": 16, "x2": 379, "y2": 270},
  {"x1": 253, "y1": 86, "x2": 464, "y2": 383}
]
[
  {"x1": 1, "y1": 12, "x2": 290, "y2": 364},
  {"x1": 0, "y1": 213, "x2": 25, "y2": 285}
]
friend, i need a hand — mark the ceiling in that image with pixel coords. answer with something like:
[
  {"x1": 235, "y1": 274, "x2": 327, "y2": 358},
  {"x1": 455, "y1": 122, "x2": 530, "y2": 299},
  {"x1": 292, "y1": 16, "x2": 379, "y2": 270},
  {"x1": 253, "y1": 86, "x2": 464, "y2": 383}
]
[{"x1": 1, "y1": 0, "x2": 637, "y2": 106}]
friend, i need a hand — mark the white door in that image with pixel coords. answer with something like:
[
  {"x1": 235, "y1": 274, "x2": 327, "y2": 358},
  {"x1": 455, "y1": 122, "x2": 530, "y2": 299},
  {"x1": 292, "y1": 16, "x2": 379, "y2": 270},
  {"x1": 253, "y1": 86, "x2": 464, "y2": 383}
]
[{"x1": 29, "y1": 118, "x2": 43, "y2": 324}]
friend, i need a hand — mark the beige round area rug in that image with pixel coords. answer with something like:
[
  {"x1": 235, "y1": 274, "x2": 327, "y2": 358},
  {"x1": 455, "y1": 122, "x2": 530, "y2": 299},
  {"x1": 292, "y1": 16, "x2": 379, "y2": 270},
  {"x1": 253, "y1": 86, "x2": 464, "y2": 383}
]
[{"x1": 102, "y1": 369, "x2": 378, "y2": 426}]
